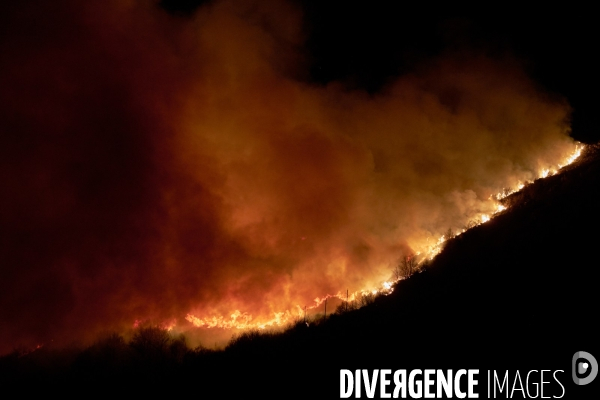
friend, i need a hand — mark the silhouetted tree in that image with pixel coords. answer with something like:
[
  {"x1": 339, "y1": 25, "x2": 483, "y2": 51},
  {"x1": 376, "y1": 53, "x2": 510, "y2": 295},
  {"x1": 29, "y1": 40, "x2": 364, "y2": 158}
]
[
  {"x1": 397, "y1": 254, "x2": 417, "y2": 278},
  {"x1": 392, "y1": 262, "x2": 403, "y2": 281},
  {"x1": 169, "y1": 334, "x2": 188, "y2": 363},
  {"x1": 359, "y1": 292, "x2": 376, "y2": 307},
  {"x1": 129, "y1": 326, "x2": 172, "y2": 368},
  {"x1": 130, "y1": 326, "x2": 170, "y2": 353}
]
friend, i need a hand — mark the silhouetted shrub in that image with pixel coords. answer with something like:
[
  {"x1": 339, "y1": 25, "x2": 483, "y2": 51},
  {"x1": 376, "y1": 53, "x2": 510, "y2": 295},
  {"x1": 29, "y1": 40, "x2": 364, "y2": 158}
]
[{"x1": 130, "y1": 326, "x2": 170, "y2": 354}]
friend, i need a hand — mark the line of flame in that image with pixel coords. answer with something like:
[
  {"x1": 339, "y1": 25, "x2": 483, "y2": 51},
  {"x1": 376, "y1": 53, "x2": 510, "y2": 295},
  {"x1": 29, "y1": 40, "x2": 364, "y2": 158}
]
[{"x1": 146, "y1": 143, "x2": 585, "y2": 332}]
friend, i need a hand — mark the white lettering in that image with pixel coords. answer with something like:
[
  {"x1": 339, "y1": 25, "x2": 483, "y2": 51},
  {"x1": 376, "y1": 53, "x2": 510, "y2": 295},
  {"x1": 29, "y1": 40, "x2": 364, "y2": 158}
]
[
  {"x1": 438, "y1": 369, "x2": 453, "y2": 398},
  {"x1": 363, "y1": 369, "x2": 378, "y2": 398},
  {"x1": 541, "y1": 370, "x2": 550, "y2": 398},
  {"x1": 340, "y1": 370, "x2": 353, "y2": 398},
  {"x1": 409, "y1": 369, "x2": 423, "y2": 398},
  {"x1": 455, "y1": 369, "x2": 466, "y2": 399},
  {"x1": 511, "y1": 370, "x2": 525, "y2": 398},
  {"x1": 493, "y1": 370, "x2": 508, "y2": 398},
  {"x1": 393, "y1": 370, "x2": 406, "y2": 398},
  {"x1": 424, "y1": 369, "x2": 435, "y2": 398},
  {"x1": 468, "y1": 369, "x2": 479, "y2": 398},
  {"x1": 553, "y1": 370, "x2": 565, "y2": 399},
  {"x1": 526, "y1": 370, "x2": 539, "y2": 398},
  {"x1": 380, "y1": 369, "x2": 391, "y2": 398}
]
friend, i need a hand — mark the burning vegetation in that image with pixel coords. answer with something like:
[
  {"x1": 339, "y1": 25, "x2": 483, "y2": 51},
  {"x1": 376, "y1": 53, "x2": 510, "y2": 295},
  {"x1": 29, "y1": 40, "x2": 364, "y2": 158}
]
[{"x1": 0, "y1": 0, "x2": 588, "y2": 355}]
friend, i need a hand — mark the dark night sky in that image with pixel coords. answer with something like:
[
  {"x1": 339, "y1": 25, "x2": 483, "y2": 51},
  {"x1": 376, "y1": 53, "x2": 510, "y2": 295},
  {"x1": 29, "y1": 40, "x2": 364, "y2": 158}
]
[{"x1": 304, "y1": 11, "x2": 598, "y2": 143}]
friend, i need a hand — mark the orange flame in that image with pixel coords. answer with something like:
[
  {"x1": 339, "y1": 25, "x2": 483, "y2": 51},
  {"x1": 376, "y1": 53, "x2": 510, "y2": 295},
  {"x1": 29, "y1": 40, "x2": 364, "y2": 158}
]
[{"x1": 142, "y1": 144, "x2": 585, "y2": 336}]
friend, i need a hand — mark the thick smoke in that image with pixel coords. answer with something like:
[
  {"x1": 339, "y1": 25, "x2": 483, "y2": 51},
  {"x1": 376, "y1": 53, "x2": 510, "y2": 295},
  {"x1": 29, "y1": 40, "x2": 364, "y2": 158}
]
[{"x1": 0, "y1": 0, "x2": 574, "y2": 352}]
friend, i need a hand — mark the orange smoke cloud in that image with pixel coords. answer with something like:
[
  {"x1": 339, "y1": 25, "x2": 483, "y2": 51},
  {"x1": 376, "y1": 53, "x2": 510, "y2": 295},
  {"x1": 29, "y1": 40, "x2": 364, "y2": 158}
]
[{"x1": 0, "y1": 0, "x2": 576, "y2": 353}]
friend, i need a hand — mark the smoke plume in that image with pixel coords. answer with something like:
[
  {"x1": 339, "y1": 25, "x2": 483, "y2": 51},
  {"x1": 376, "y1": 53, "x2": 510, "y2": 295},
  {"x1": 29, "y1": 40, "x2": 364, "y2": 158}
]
[{"x1": 0, "y1": 0, "x2": 574, "y2": 352}]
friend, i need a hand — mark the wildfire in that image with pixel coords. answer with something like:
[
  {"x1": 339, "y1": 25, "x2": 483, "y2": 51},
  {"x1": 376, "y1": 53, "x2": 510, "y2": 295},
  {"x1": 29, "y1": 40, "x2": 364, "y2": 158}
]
[
  {"x1": 141, "y1": 143, "x2": 585, "y2": 336},
  {"x1": 3, "y1": 0, "x2": 592, "y2": 357},
  {"x1": 420, "y1": 142, "x2": 585, "y2": 262},
  {"x1": 559, "y1": 144, "x2": 583, "y2": 167},
  {"x1": 185, "y1": 283, "x2": 398, "y2": 331}
]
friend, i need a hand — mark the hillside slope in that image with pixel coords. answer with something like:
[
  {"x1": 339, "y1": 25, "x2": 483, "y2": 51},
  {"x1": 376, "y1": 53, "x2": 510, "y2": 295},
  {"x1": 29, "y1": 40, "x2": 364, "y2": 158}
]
[{"x1": 3, "y1": 145, "x2": 599, "y2": 397}]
